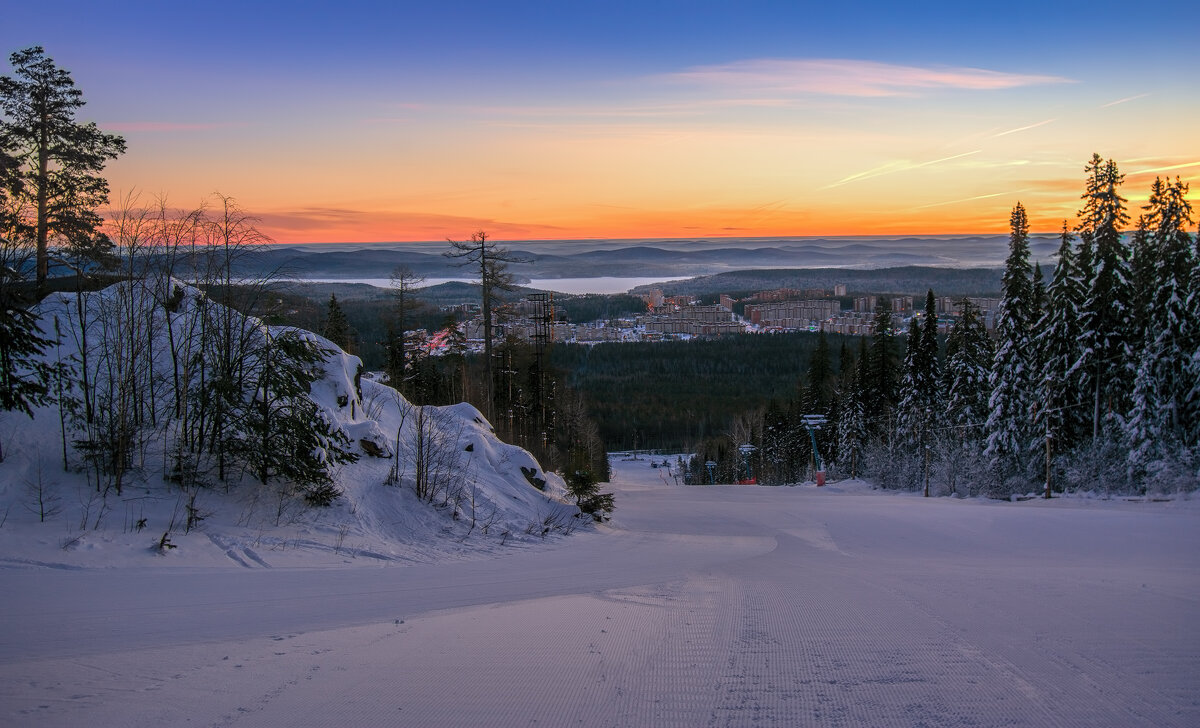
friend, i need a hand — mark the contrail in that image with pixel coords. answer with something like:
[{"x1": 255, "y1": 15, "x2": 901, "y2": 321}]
[
  {"x1": 824, "y1": 150, "x2": 981, "y2": 189},
  {"x1": 1101, "y1": 93, "x2": 1150, "y2": 108},
  {"x1": 914, "y1": 188, "x2": 1032, "y2": 210},
  {"x1": 992, "y1": 118, "x2": 1056, "y2": 137}
]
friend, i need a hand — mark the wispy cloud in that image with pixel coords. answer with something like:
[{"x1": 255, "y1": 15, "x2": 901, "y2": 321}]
[
  {"x1": 103, "y1": 121, "x2": 243, "y2": 132},
  {"x1": 253, "y1": 207, "x2": 568, "y2": 243},
  {"x1": 373, "y1": 97, "x2": 803, "y2": 125},
  {"x1": 663, "y1": 59, "x2": 1073, "y2": 98},
  {"x1": 825, "y1": 150, "x2": 982, "y2": 189},
  {"x1": 1101, "y1": 93, "x2": 1150, "y2": 108},
  {"x1": 991, "y1": 119, "x2": 1057, "y2": 138},
  {"x1": 269, "y1": 207, "x2": 366, "y2": 223}
]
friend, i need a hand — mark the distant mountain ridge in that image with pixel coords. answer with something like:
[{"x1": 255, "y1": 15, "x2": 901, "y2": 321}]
[{"x1": 241, "y1": 235, "x2": 1057, "y2": 283}]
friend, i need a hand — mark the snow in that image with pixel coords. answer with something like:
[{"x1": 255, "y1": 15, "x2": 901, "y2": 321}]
[
  {"x1": 2, "y1": 456, "x2": 1198, "y2": 727},
  {"x1": 0, "y1": 280, "x2": 579, "y2": 571},
  {"x1": 1, "y1": 280, "x2": 1197, "y2": 725}
]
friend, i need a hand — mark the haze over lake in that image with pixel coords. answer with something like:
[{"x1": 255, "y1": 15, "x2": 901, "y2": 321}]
[
  {"x1": 292, "y1": 276, "x2": 677, "y2": 295},
  {"x1": 271, "y1": 235, "x2": 1053, "y2": 293}
]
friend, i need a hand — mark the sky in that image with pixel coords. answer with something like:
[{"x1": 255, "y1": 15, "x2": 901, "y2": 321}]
[{"x1": 2, "y1": 1, "x2": 1197, "y2": 243}]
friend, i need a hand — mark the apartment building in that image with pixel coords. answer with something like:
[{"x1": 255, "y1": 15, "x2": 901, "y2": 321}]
[{"x1": 744, "y1": 299, "x2": 841, "y2": 328}]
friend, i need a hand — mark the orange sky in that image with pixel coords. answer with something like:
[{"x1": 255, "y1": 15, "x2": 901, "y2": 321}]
[
  {"x1": 12, "y1": 3, "x2": 1196, "y2": 243},
  {"x1": 103, "y1": 84, "x2": 1197, "y2": 242}
]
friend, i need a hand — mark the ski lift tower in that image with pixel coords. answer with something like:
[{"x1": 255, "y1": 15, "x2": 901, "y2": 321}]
[
  {"x1": 800, "y1": 414, "x2": 828, "y2": 486},
  {"x1": 528, "y1": 293, "x2": 555, "y2": 448}
]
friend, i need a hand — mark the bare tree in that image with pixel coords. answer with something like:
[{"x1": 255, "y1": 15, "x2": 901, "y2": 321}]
[
  {"x1": 406, "y1": 405, "x2": 467, "y2": 503},
  {"x1": 444, "y1": 231, "x2": 524, "y2": 419},
  {"x1": 23, "y1": 462, "x2": 62, "y2": 522},
  {"x1": 386, "y1": 264, "x2": 425, "y2": 397},
  {"x1": 196, "y1": 195, "x2": 271, "y2": 483}
]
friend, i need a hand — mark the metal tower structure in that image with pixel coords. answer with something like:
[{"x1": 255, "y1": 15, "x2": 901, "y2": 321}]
[{"x1": 528, "y1": 293, "x2": 556, "y2": 448}]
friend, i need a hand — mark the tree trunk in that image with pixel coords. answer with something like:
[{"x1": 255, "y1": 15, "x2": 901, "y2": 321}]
[{"x1": 36, "y1": 110, "x2": 50, "y2": 291}]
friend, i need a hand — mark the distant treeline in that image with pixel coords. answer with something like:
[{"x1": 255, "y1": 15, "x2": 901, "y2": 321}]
[
  {"x1": 550, "y1": 332, "x2": 850, "y2": 450},
  {"x1": 634, "y1": 266, "x2": 1004, "y2": 298}
]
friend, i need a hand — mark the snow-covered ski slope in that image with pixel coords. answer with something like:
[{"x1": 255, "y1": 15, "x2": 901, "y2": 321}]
[{"x1": 2, "y1": 456, "x2": 1197, "y2": 727}]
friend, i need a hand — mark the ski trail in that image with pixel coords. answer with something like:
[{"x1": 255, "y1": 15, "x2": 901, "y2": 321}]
[
  {"x1": 207, "y1": 534, "x2": 254, "y2": 569},
  {"x1": 1, "y1": 458, "x2": 1196, "y2": 727}
]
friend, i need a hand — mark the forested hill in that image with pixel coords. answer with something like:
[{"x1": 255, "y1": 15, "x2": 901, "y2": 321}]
[
  {"x1": 551, "y1": 332, "x2": 849, "y2": 450},
  {"x1": 631, "y1": 266, "x2": 1004, "y2": 297},
  {"x1": 225, "y1": 236, "x2": 1045, "y2": 284}
]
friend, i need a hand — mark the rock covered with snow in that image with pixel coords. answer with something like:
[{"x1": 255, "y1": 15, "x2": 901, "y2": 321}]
[{"x1": 0, "y1": 278, "x2": 580, "y2": 569}]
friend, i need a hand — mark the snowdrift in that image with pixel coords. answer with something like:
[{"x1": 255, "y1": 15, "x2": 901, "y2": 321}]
[{"x1": 0, "y1": 279, "x2": 580, "y2": 569}]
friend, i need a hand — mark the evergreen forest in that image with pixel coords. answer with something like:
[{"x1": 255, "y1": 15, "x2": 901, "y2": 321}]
[
  {"x1": 550, "y1": 333, "x2": 851, "y2": 450},
  {"x1": 676, "y1": 156, "x2": 1198, "y2": 497}
]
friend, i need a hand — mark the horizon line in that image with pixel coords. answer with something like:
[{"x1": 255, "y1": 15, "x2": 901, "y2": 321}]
[{"x1": 265, "y1": 231, "x2": 1069, "y2": 246}]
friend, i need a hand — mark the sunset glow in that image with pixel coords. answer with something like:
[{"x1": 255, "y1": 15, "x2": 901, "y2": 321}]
[{"x1": 4, "y1": 1, "x2": 1196, "y2": 243}]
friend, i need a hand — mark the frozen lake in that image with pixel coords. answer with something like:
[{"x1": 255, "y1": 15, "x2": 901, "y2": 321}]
[{"x1": 2, "y1": 460, "x2": 1197, "y2": 726}]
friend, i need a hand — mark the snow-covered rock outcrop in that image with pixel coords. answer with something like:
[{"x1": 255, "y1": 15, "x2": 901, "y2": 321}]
[{"x1": 0, "y1": 278, "x2": 580, "y2": 568}]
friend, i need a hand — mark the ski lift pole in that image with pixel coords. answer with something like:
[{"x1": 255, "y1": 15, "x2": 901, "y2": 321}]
[
  {"x1": 1045, "y1": 423, "x2": 1053, "y2": 500},
  {"x1": 806, "y1": 428, "x2": 823, "y2": 472},
  {"x1": 801, "y1": 415, "x2": 827, "y2": 485}
]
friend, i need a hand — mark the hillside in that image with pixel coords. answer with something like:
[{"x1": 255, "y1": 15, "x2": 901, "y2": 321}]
[
  {"x1": 552, "y1": 332, "x2": 851, "y2": 450},
  {"x1": 0, "y1": 280, "x2": 582, "y2": 569}
]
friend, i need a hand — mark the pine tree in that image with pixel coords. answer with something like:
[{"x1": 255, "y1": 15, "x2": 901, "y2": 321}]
[
  {"x1": 938, "y1": 298, "x2": 993, "y2": 495},
  {"x1": 944, "y1": 298, "x2": 992, "y2": 438},
  {"x1": 835, "y1": 341, "x2": 868, "y2": 479},
  {"x1": 805, "y1": 329, "x2": 835, "y2": 413},
  {"x1": 564, "y1": 445, "x2": 613, "y2": 518},
  {"x1": 0, "y1": 143, "x2": 17, "y2": 236},
  {"x1": 1124, "y1": 353, "x2": 1164, "y2": 485},
  {"x1": 1128, "y1": 213, "x2": 1155, "y2": 339},
  {"x1": 865, "y1": 299, "x2": 897, "y2": 431},
  {"x1": 319, "y1": 293, "x2": 351, "y2": 352},
  {"x1": 985, "y1": 203, "x2": 1035, "y2": 487},
  {"x1": 235, "y1": 328, "x2": 359, "y2": 495},
  {"x1": 822, "y1": 371, "x2": 842, "y2": 472},
  {"x1": 1127, "y1": 176, "x2": 1196, "y2": 470},
  {"x1": 0, "y1": 284, "x2": 55, "y2": 460},
  {"x1": 1030, "y1": 263, "x2": 1046, "y2": 331},
  {"x1": 760, "y1": 399, "x2": 792, "y2": 484},
  {"x1": 0, "y1": 47, "x2": 126, "y2": 291},
  {"x1": 1025, "y1": 263, "x2": 1048, "y2": 458},
  {"x1": 895, "y1": 316, "x2": 924, "y2": 450},
  {"x1": 1035, "y1": 222, "x2": 1087, "y2": 454},
  {"x1": 1146, "y1": 178, "x2": 1195, "y2": 430},
  {"x1": 1188, "y1": 220, "x2": 1200, "y2": 441},
  {"x1": 907, "y1": 290, "x2": 943, "y2": 489},
  {"x1": 1075, "y1": 154, "x2": 1132, "y2": 437},
  {"x1": 917, "y1": 290, "x2": 942, "y2": 423},
  {"x1": 0, "y1": 146, "x2": 54, "y2": 462}
]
